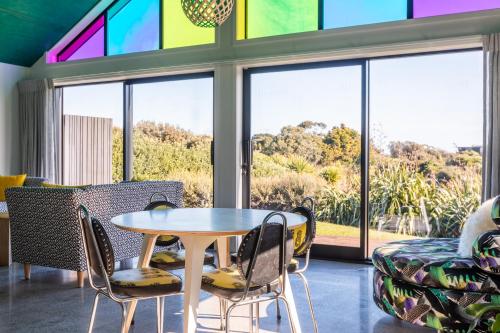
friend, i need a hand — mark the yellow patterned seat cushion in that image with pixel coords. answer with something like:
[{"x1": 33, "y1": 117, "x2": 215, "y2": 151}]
[
  {"x1": 109, "y1": 268, "x2": 182, "y2": 297},
  {"x1": 157, "y1": 235, "x2": 177, "y2": 244},
  {"x1": 150, "y1": 249, "x2": 214, "y2": 270},
  {"x1": 292, "y1": 223, "x2": 307, "y2": 253},
  {"x1": 201, "y1": 266, "x2": 278, "y2": 299}
]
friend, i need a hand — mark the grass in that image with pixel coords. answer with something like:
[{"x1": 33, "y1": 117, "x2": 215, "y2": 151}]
[{"x1": 316, "y1": 221, "x2": 420, "y2": 241}]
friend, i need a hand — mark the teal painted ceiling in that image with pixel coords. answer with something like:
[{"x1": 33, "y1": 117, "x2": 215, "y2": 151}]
[{"x1": 0, "y1": 0, "x2": 100, "y2": 67}]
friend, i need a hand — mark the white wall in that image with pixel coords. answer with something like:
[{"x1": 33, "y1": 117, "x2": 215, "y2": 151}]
[{"x1": 0, "y1": 62, "x2": 27, "y2": 175}]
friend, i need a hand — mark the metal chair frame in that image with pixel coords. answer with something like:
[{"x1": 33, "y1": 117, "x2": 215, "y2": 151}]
[
  {"x1": 78, "y1": 205, "x2": 182, "y2": 333},
  {"x1": 275, "y1": 196, "x2": 318, "y2": 333},
  {"x1": 216, "y1": 212, "x2": 297, "y2": 333}
]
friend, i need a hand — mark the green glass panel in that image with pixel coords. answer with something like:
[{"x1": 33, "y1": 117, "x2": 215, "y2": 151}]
[
  {"x1": 162, "y1": 0, "x2": 215, "y2": 48},
  {"x1": 246, "y1": 0, "x2": 318, "y2": 39}
]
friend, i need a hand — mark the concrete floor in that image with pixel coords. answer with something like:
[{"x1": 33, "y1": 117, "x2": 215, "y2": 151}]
[{"x1": 0, "y1": 259, "x2": 432, "y2": 333}]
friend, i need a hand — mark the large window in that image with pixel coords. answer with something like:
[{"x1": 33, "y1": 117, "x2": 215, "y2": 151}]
[
  {"x1": 243, "y1": 49, "x2": 483, "y2": 259},
  {"x1": 245, "y1": 63, "x2": 364, "y2": 252},
  {"x1": 62, "y1": 83, "x2": 124, "y2": 185},
  {"x1": 129, "y1": 75, "x2": 214, "y2": 207},
  {"x1": 368, "y1": 51, "x2": 483, "y2": 254}
]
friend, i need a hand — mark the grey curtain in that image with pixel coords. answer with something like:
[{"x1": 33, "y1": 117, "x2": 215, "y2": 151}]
[{"x1": 17, "y1": 79, "x2": 62, "y2": 183}]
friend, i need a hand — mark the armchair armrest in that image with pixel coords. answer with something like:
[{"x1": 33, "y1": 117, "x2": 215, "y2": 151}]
[{"x1": 472, "y1": 230, "x2": 500, "y2": 274}]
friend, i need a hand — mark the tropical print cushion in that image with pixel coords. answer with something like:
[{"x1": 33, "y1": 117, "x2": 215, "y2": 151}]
[
  {"x1": 374, "y1": 269, "x2": 500, "y2": 333},
  {"x1": 109, "y1": 267, "x2": 182, "y2": 297},
  {"x1": 473, "y1": 231, "x2": 500, "y2": 275},
  {"x1": 150, "y1": 249, "x2": 214, "y2": 270},
  {"x1": 373, "y1": 238, "x2": 500, "y2": 293},
  {"x1": 201, "y1": 265, "x2": 278, "y2": 299}
]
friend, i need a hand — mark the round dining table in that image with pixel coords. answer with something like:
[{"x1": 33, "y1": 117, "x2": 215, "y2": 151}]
[{"x1": 111, "y1": 208, "x2": 307, "y2": 333}]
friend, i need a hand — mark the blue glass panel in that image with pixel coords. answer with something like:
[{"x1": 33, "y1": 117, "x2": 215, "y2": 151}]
[
  {"x1": 323, "y1": 0, "x2": 408, "y2": 29},
  {"x1": 107, "y1": 0, "x2": 160, "y2": 56}
]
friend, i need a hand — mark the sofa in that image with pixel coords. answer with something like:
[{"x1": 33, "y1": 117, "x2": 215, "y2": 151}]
[
  {"x1": 5, "y1": 181, "x2": 183, "y2": 287},
  {"x1": 373, "y1": 234, "x2": 500, "y2": 333}
]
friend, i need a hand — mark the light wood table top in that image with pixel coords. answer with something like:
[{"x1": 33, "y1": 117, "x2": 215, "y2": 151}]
[{"x1": 111, "y1": 208, "x2": 307, "y2": 236}]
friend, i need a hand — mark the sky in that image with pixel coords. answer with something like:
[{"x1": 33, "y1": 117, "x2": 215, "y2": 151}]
[{"x1": 64, "y1": 50, "x2": 483, "y2": 153}]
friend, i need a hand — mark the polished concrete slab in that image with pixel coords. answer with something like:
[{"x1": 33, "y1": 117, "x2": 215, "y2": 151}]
[{"x1": 0, "y1": 260, "x2": 432, "y2": 333}]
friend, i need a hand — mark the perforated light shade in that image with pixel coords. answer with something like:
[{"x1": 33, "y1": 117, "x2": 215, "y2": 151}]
[
  {"x1": 414, "y1": 0, "x2": 500, "y2": 18},
  {"x1": 163, "y1": 0, "x2": 215, "y2": 48},
  {"x1": 181, "y1": 0, "x2": 234, "y2": 28},
  {"x1": 323, "y1": 0, "x2": 408, "y2": 29},
  {"x1": 107, "y1": 0, "x2": 160, "y2": 56}
]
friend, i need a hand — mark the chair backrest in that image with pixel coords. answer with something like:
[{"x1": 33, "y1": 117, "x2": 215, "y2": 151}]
[
  {"x1": 78, "y1": 205, "x2": 115, "y2": 279},
  {"x1": 144, "y1": 193, "x2": 180, "y2": 247},
  {"x1": 291, "y1": 197, "x2": 316, "y2": 256},
  {"x1": 236, "y1": 212, "x2": 293, "y2": 288}
]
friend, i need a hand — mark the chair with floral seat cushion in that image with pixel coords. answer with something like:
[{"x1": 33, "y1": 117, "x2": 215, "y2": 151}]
[
  {"x1": 146, "y1": 194, "x2": 215, "y2": 270},
  {"x1": 274, "y1": 197, "x2": 318, "y2": 333},
  {"x1": 201, "y1": 212, "x2": 295, "y2": 333},
  {"x1": 78, "y1": 205, "x2": 182, "y2": 333}
]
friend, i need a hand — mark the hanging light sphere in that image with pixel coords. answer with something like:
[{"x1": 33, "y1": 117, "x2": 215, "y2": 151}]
[{"x1": 181, "y1": 0, "x2": 234, "y2": 28}]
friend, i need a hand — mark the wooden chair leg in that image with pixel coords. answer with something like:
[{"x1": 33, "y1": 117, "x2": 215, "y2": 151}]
[
  {"x1": 77, "y1": 271, "x2": 85, "y2": 288},
  {"x1": 23, "y1": 263, "x2": 30, "y2": 280}
]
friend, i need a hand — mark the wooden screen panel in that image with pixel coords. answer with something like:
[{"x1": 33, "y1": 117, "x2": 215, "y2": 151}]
[{"x1": 63, "y1": 115, "x2": 113, "y2": 186}]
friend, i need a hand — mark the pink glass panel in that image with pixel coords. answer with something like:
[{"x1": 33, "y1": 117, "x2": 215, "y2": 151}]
[
  {"x1": 58, "y1": 15, "x2": 105, "y2": 62},
  {"x1": 414, "y1": 0, "x2": 500, "y2": 18}
]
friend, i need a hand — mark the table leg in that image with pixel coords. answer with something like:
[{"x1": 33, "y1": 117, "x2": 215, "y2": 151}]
[
  {"x1": 179, "y1": 235, "x2": 216, "y2": 333},
  {"x1": 284, "y1": 272, "x2": 302, "y2": 333},
  {"x1": 122, "y1": 234, "x2": 158, "y2": 332},
  {"x1": 215, "y1": 237, "x2": 229, "y2": 268}
]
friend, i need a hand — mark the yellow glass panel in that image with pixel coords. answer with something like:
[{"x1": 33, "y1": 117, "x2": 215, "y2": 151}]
[
  {"x1": 236, "y1": 0, "x2": 246, "y2": 40},
  {"x1": 162, "y1": 0, "x2": 215, "y2": 49}
]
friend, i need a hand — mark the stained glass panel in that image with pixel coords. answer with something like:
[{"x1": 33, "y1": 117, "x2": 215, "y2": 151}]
[
  {"x1": 246, "y1": 0, "x2": 318, "y2": 39},
  {"x1": 58, "y1": 16, "x2": 105, "y2": 62},
  {"x1": 162, "y1": 0, "x2": 215, "y2": 48},
  {"x1": 323, "y1": 0, "x2": 408, "y2": 29},
  {"x1": 414, "y1": 0, "x2": 500, "y2": 18},
  {"x1": 107, "y1": 0, "x2": 160, "y2": 56}
]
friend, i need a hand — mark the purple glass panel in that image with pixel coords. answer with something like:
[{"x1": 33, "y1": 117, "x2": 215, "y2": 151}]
[
  {"x1": 58, "y1": 15, "x2": 105, "y2": 62},
  {"x1": 414, "y1": 0, "x2": 500, "y2": 18}
]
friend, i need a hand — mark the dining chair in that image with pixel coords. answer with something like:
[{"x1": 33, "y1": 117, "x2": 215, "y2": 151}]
[
  {"x1": 145, "y1": 193, "x2": 215, "y2": 270},
  {"x1": 276, "y1": 197, "x2": 318, "y2": 333},
  {"x1": 78, "y1": 205, "x2": 182, "y2": 333},
  {"x1": 201, "y1": 212, "x2": 296, "y2": 333}
]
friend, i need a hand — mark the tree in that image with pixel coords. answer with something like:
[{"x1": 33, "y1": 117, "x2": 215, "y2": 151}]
[
  {"x1": 253, "y1": 122, "x2": 327, "y2": 164},
  {"x1": 323, "y1": 124, "x2": 361, "y2": 164}
]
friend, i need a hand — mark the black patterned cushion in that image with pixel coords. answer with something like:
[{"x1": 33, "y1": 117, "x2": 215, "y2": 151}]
[
  {"x1": 110, "y1": 268, "x2": 182, "y2": 297},
  {"x1": 91, "y1": 218, "x2": 115, "y2": 276},
  {"x1": 473, "y1": 230, "x2": 500, "y2": 275},
  {"x1": 372, "y1": 239, "x2": 500, "y2": 293},
  {"x1": 150, "y1": 249, "x2": 214, "y2": 270},
  {"x1": 374, "y1": 269, "x2": 500, "y2": 333},
  {"x1": 237, "y1": 223, "x2": 293, "y2": 286}
]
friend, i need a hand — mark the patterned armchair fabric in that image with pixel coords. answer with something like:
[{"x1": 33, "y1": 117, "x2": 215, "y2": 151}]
[
  {"x1": 6, "y1": 181, "x2": 183, "y2": 272},
  {"x1": 373, "y1": 238, "x2": 500, "y2": 332},
  {"x1": 473, "y1": 230, "x2": 500, "y2": 275},
  {"x1": 0, "y1": 177, "x2": 47, "y2": 214}
]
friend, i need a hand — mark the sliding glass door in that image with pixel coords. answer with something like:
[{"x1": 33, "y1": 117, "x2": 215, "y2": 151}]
[
  {"x1": 127, "y1": 74, "x2": 214, "y2": 207},
  {"x1": 368, "y1": 51, "x2": 483, "y2": 255},
  {"x1": 243, "y1": 50, "x2": 483, "y2": 260},
  {"x1": 243, "y1": 61, "x2": 367, "y2": 259}
]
